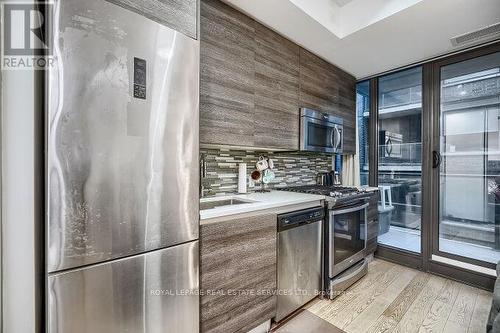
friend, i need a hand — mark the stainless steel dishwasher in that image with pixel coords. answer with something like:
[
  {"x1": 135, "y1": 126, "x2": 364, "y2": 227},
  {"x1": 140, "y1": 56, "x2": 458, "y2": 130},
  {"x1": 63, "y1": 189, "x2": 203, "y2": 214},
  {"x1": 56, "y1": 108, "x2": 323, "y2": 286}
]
[{"x1": 276, "y1": 207, "x2": 324, "y2": 322}]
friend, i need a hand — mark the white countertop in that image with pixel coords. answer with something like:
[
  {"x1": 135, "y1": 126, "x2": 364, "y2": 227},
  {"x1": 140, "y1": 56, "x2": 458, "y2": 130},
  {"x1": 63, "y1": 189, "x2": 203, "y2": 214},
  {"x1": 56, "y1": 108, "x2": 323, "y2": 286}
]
[{"x1": 200, "y1": 191, "x2": 325, "y2": 221}]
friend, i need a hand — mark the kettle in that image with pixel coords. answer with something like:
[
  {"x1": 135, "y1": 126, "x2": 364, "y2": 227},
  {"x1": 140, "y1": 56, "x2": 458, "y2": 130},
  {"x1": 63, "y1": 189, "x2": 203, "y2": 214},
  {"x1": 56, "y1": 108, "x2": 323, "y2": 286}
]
[
  {"x1": 316, "y1": 171, "x2": 342, "y2": 186},
  {"x1": 316, "y1": 172, "x2": 333, "y2": 186},
  {"x1": 333, "y1": 171, "x2": 341, "y2": 185}
]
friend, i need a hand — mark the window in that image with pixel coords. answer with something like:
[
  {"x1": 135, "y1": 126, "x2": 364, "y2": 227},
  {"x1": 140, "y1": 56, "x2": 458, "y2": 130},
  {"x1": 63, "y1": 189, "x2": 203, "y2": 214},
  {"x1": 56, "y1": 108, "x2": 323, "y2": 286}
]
[
  {"x1": 438, "y1": 51, "x2": 500, "y2": 263},
  {"x1": 377, "y1": 67, "x2": 423, "y2": 253},
  {"x1": 356, "y1": 81, "x2": 370, "y2": 186}
]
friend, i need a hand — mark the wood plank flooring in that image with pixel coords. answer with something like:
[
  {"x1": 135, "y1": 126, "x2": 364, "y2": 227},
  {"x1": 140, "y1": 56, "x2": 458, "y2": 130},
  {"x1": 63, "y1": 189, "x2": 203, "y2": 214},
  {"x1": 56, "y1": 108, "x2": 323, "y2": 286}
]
[{"x1": 306, "y1": 259, "x2": 493, "y2": 333}]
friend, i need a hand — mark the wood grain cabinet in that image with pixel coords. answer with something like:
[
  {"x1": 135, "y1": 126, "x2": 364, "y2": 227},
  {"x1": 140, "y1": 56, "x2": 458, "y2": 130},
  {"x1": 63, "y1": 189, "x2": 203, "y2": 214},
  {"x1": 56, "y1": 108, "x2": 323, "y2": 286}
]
[
  {"x1": 108, "y1": 0, "x2": 198, "y2": 39},
  {"x1": 200, "y1": 0, "x2": 356, "y2": 152},
  {"x1": 254, "y1": 24, "x2": 300, "y2": 150},
  {"x1": 200, "y1": 213, "x2": 277, "y2": 333},
  {"x1": 200, "y1": 0, "x2": 256, "y2": 147},
  {"x1": 366, "y1": 192, "x2": 380, "y2": 255}
]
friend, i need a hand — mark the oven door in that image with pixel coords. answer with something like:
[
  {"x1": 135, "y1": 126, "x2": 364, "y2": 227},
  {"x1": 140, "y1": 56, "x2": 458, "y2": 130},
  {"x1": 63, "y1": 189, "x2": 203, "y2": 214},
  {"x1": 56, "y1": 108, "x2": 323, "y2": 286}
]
[
  {"x1": 300, "y1": 117, "x2": 336, "y2": 153},
  {"x1": 328, "y1": 202, "x2": 368, "y2": 278}
]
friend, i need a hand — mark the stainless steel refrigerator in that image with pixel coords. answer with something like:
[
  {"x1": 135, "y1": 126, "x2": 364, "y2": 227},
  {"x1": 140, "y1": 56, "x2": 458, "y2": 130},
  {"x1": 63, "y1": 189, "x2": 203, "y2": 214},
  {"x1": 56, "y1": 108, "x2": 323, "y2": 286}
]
[{"x1": 46, "y1": 0, "x2": 199, "y2": 331}]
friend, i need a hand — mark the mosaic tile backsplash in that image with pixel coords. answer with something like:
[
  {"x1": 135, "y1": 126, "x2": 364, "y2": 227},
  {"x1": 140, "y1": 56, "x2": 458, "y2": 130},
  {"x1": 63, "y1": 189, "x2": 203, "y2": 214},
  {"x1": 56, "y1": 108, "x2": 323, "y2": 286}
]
[{"x1": 200, "y1": 148, "x2": 333, "y2": 195}]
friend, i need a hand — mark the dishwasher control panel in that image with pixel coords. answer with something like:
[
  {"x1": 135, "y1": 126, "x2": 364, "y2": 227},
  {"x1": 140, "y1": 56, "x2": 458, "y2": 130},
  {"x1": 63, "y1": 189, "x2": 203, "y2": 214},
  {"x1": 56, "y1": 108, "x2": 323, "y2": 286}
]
[{"x1": 278, "y1": 207, "x2": 324, "y2": 231}]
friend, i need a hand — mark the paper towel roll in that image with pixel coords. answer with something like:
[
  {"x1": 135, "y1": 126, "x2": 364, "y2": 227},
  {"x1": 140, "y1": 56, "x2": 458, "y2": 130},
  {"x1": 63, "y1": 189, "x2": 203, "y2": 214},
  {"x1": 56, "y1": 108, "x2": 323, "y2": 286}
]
[{"x1": 238, "y1": 163, "x2": 247, "y2": 194}]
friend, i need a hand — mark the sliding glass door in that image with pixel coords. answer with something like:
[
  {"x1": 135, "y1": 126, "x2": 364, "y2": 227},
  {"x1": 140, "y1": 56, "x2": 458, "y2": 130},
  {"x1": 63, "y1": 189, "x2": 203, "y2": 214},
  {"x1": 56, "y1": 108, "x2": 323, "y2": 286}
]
[
  {"x1": 358, "y1": 44, "x2": 500, "y2": 284},
  {"x1": 377, "y1": 67, "x2": 423, "y2": 253},
  {"x1": 434, "y1": 50, "x2": 500, "y2": 267}
]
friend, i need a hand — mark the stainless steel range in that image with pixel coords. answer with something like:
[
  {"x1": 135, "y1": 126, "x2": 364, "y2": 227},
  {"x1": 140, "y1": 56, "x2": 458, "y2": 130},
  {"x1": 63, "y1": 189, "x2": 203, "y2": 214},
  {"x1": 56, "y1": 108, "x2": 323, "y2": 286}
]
[{"x1": 278, "y1": 185, "x2": 375, "y2": 299}]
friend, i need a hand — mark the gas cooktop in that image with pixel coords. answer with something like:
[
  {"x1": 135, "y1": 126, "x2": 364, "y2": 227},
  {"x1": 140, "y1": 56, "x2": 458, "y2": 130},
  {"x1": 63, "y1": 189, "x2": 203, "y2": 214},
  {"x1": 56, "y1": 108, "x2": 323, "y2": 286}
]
[{"x1": 277, "y1": 185, "x2": 374, "y2": 207}]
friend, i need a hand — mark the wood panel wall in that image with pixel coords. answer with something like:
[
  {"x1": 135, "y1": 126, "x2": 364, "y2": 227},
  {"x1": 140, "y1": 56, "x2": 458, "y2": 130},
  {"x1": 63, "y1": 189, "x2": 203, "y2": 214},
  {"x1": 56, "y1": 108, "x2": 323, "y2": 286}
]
[{"x1": 200, "y1": 0, "x2": 356, "y2": 152}]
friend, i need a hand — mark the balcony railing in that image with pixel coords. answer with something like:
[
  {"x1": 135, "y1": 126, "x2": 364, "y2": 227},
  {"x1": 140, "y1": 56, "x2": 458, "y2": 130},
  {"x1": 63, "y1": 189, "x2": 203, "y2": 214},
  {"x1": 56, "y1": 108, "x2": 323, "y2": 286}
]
[
  {"x1": 379, "y1": 86, "x2": 422, "y2": 109},
  {"x1": 378, "y1": 142, "x2": 422, "y2": 165},
  {"x1": 378, "y1": 75, "x2": 500, "y2": 110}
]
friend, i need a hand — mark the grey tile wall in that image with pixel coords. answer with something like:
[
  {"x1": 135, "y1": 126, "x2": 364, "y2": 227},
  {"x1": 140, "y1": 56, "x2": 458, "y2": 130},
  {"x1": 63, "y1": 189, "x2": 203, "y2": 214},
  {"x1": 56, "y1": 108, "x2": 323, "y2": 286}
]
[{"x1": 200, "y1": 148, "x2": 333, "y2": 195}]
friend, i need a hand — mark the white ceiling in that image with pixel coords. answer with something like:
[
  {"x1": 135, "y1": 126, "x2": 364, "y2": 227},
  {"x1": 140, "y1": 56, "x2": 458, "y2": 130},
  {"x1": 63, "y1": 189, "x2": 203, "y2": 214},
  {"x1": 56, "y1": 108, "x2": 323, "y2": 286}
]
[
  {"x1": 289, "y1": 0, "x2": 423, "y2": 38},
  {"x1": 222, "y1": 0, "x2": 500, "y2": 79},
  {"x1": 331, "y1": 0, "x2": 355, "y2": 7}
]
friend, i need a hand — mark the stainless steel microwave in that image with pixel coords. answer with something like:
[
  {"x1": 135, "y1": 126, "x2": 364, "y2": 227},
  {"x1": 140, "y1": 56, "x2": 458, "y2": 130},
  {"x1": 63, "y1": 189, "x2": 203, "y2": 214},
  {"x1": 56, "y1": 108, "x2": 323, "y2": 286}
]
[{"x1": 300, "y1": 108, "x2": 344, "y2": 154}]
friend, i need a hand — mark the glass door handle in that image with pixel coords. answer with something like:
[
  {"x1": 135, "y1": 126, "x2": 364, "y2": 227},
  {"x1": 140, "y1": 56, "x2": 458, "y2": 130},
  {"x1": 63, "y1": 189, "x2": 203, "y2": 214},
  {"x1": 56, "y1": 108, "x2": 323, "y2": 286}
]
[{"x1": 432, "y1": 151, "x2": 442, "y2": 168}]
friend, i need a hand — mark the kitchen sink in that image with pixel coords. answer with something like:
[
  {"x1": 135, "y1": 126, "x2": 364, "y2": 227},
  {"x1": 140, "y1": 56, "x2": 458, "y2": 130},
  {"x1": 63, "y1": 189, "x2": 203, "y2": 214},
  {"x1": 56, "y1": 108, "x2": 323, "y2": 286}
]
[{"x1": 200, "y1": 198, "x2": 255, "y2": 210}]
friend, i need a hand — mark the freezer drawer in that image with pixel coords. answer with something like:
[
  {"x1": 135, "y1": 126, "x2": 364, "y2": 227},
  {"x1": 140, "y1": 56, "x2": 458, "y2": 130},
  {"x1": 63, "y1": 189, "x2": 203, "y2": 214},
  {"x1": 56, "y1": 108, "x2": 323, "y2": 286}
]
[
  {"x1": 48, "y1": 241, "x2": 199, "y2": 333},
  {"x1": 47, "y1": 0, "x2": 200, "y2": 272}
]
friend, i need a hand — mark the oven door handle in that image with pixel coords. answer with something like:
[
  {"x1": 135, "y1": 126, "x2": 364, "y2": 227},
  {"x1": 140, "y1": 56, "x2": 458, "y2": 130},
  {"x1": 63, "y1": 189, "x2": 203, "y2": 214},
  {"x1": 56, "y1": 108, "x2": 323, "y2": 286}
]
[
  {"x1": 331, "y1": 203, "x2": 369, "y2": 215},
  {"x1": 330, "y1": 259, "x2": 367, "y2": 286}
]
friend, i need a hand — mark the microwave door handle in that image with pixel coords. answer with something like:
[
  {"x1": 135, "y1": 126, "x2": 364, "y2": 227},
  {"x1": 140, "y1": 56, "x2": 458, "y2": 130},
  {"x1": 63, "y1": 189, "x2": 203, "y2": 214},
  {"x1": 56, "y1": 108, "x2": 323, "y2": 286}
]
[
  {"x1": 334, "y1": 126, "x2": 341, "y2": 150},
  {"x1": 330, "y1": 128, "x2": 335, "y2": 149},
  {"x1": 337, "y1": 127, "x2": 342, "y2": 149}
]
